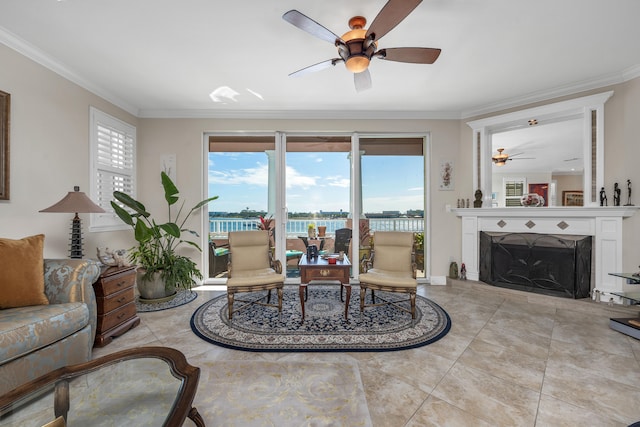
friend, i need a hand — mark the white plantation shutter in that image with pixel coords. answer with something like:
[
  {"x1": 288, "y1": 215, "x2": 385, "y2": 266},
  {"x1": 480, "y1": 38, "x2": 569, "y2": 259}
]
[{"x1": 89, "y1": 107, "x2": 136, "y2": 231}]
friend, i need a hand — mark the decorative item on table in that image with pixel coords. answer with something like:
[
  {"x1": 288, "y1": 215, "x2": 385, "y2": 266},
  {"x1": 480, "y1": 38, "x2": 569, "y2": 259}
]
[
  {"x1": 338, "y1": 250, "x2": 345, "y2": 261},
  {"x1": 307, "y1": 223, "x2": 316, "y2": 238},
  {"x1": 600, "y1": 187, "x2": 608, "y2": 206},
  {"x1": 520, "y1": 193, "x2": 544, "y2": 207},
  {"x1": 317, "y1": 225, "x2": 326, "y2": 237},
  {"x1": 96, "y1": 247, "x2": 131, "y2": 267},
  {"x1": 306, "y1": 244, "x2": 318, "y2": 259},
  {"x1": 613, "y1": 182, "x2": 621, "y2": 206},
  {"x1": 473, "y1": 189, "x2": 483, "y2": 208},
  {"x1": 39, "y1": 186, "x2": 106, "y2": 258},
  {"x1": 327, "y1": 255, "x2": 338, "y2": 264},
  {"x1": 624, "y1": 179, "x2": 634, "y2": 206}
]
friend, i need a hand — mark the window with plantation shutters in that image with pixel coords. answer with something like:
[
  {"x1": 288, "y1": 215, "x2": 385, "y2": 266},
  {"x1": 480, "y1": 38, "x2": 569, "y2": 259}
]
[
  {"x1": 504, "y1": 178, "x2": 526, "y2": 207},
  {"x1": 89, "y1": 107, "x2": 136, "y2": 231}
]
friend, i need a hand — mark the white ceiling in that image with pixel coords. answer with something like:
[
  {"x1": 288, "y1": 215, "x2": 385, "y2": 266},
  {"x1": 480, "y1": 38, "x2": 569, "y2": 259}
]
[{"x1": 1, "y1": 0, "x2": 640, "y2": 119}]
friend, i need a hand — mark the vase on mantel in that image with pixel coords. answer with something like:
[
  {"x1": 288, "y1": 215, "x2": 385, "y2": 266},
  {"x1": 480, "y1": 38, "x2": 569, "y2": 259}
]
[{"x1": 520, "y1": 193, "x2": 544, "y2": 207}]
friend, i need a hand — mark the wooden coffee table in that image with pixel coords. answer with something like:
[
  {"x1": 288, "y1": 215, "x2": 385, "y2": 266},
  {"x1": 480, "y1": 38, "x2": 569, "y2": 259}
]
[
  {"x1": 0, "y1": 347, "x2": 204, "y2": 427},
  {"x1": 299, "y1": 254, "x2": 351, "y2": 321}
]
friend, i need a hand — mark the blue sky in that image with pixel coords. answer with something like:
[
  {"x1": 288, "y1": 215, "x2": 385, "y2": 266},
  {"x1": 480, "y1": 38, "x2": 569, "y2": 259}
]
[{"x1": 208, "y1": 152, "x2": 423, "y2": 214}]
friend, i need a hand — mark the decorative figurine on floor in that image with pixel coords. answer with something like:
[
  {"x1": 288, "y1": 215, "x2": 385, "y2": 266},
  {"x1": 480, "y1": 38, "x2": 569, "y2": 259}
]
[
  {"x1": 625, "y1": 179, "x2": 634, "y2": 206},
  {"x1": 600, "y1": 187, "x2": 607, "y2": 206},
  {"x1": 448, "y1": 261, "x2": 459, "y2": 279},
  {"x1": 613, "y1": 182, "x2": 621, "y2": 206},
  {"x1": 473, "y1": 189, "x2": 483, "y2": 208},
  {"x1": 459, "y1": 263, "x2": 467, "y2": 280}
]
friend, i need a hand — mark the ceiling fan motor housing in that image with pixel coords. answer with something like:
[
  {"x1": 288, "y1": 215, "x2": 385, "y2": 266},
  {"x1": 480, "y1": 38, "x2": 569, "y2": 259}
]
[{"x1": 339, "y1": 16, "x2": 377, "y2": 73}]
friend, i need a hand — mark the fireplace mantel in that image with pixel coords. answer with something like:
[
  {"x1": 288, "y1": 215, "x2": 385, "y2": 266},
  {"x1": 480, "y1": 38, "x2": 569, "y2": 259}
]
[{"x1": 453, "y1": 206, "x2": 639, "y2": 299}]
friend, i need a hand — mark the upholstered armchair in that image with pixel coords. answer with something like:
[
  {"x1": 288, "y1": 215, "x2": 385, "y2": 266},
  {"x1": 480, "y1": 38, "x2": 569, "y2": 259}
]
[
  {"x1": 359, "y1": 231, "x2": 418, "y2": 318},
  {"x1": 226, "y1": 231, "x2": 285, "y2": 320}
]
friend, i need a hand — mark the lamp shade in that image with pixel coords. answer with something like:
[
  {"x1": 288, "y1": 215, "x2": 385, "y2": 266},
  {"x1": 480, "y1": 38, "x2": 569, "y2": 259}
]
[{"x1": 40, "y1": 186, "x2": 105, "y2": 214}]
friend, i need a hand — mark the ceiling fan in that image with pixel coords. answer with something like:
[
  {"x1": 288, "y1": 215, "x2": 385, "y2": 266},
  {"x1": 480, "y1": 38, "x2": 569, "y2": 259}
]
[
  {"x1": 492, "y1": 148, "x2": 535, "y2": 166},
  {"x1": 282, "y1": 0, "x2": 441, "y2": 92}
]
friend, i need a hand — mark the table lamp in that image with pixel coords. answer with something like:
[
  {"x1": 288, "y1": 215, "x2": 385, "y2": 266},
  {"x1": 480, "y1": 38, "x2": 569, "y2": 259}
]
[{"x1": 40, "y1": 186, "x2": 106, "y2": 258}]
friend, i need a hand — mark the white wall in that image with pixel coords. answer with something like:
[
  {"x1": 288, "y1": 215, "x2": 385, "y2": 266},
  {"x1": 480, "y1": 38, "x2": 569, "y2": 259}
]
[{"x1": 0, "y1": 44, "x2": 137, "y2": 258}]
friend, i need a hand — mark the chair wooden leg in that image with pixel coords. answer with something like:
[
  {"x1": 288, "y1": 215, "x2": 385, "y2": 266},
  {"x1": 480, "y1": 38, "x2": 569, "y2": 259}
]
[
  {"x1": 277, "y1": 287, "x2": 283, "y2": 313},
  {"x1": 266, "y1": 289, "x2": 272, "y2": 304},
  {"x1": 359, "y1": 287, "x2": 366, "y2": 313},
  {"x1": 227, "y1": 292, "x2": 234, "y2": 320}
]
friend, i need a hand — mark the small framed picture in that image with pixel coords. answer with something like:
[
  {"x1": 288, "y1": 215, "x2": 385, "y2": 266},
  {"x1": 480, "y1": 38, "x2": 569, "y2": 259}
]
[
  {"x1": 563, "y1": 190, "x2": 583, "y2": 206},
  {"x1": 439, "y1": 160, "x2": 454, "y2": 191}
]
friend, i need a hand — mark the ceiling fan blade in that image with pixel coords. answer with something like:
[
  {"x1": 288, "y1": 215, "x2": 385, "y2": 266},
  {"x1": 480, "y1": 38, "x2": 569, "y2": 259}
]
[
  {"x1": 354, "y1": 69, "x2": 372, "y2": 92},
  {"x1": 365, "y1": 0, "x2": 422, "y2": 41},
  {"x1": 377, "y1": 47, "x2": 441, "y2": 64},
  {"x1": 289, "y1": 58, "x2": 343, "y2": 77},
  {"x1": 283, "y1": 10, "x2": 343, "y2": 44}
]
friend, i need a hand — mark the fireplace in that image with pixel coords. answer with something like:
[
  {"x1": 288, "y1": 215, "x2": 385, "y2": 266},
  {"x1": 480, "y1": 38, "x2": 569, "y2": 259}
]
[{"x1": 479, "y1": 232, "x2": 592, "y2": 299}]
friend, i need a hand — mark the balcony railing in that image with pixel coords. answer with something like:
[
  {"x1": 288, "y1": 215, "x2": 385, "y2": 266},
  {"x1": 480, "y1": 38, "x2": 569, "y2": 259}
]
[{"x1": 209, "y1": 218, "x2": 424, "y2": 238}]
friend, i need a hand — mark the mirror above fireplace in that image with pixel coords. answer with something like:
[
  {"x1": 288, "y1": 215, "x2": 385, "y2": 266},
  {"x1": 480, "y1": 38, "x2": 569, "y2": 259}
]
[{"x1": 467, "y1": 91, "x2": 613, "y2": 207}]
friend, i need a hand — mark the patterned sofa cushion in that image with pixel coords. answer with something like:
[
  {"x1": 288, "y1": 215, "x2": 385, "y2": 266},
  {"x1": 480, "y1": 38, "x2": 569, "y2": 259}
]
[{"x1": 0, "y1": 302, "x2": 89, "y2": 365}]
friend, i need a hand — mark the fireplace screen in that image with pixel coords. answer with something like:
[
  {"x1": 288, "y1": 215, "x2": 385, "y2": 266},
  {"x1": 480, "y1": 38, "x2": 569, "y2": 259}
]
[{"x1": 479, "y1": 232, "x2": 592, "y2": 299}]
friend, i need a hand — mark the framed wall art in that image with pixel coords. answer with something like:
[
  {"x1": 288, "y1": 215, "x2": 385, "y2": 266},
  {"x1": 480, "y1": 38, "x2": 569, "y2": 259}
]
[
  {"x1": 563, "y1": 190, "x2": 583, "y2": 206},
  {"x1": 439, "y1": 160, "x2": 454, "y2": 191},
  {"x1": 0, "y1": 90, "x2": 9, "y2": 200},
  {"x1": 528, "y1": 183, "x2": 549, "y2": 206}
]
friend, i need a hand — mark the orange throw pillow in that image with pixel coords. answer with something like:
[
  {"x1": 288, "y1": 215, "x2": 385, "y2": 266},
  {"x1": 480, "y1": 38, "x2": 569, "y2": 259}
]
[{"x1": 0, "y1": 234, "x2": 49, "y2": 308}]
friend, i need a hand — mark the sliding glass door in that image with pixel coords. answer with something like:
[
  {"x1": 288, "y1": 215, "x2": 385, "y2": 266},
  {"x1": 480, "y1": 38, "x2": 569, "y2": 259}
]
[{"x1": 205, "y1": 132, "x2": 428, "y2": 282}]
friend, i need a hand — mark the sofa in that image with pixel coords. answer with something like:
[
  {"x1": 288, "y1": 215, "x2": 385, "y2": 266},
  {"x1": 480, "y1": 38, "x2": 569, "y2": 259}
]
[{"x1": 0, "y1": 235, "x2": 100, "y2": 395}]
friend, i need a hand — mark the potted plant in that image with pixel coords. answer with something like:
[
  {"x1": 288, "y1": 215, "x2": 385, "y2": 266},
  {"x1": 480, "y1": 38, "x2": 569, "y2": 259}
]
[
  {"x1": 414, "y1": 232, "x2": 424, "y2": 271},
  {"x1": 358, "y1": 220, "x2": 372, "y2": 272},
  {"x1": 111, "y1": 171, "x2": 218, "y2": 301}
]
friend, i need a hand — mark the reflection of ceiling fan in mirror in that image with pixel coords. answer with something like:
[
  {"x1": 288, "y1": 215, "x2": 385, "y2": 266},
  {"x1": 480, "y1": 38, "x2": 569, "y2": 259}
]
[
  {"x1": 492, "y1": 148, "x2": 535, "y2": 166},
  {"x1": 282, "y1": 0, "x2": 441, "y2": 92}
]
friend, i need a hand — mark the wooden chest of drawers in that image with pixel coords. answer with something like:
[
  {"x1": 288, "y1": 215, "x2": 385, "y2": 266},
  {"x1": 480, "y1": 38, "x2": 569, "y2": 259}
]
[{"x1": 92, "y1": 265, "x2": 140, "y2": 347}]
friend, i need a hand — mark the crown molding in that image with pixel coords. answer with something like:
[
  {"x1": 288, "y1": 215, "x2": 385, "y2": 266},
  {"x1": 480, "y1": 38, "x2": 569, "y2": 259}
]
[
  {"x1": 460, "y1": 68, "x2": 638, "y2": 119},
  {"x1": 0, "y1": 26, "x2": 139, "y2": 116},
  {"x1": 3, "y1": 24, "x2": 639, "y2": 122},
  {"x1": 136, "y1": 108, "x2": 462, "y2": 120}
]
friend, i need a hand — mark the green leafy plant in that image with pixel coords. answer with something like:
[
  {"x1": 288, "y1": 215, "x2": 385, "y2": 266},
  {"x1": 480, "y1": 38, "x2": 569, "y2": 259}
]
[
  {"x1": 414, "y1": 232, "x2": 424, "y2": 250},
  {"x1": 111, "y1": 171, "x2": 218, "y2": 290}
]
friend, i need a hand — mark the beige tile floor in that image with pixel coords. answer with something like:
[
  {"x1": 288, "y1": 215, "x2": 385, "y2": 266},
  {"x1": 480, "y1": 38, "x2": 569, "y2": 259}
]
[{"x1": 92, "y1": 280, "x2": 640, "y2": 427}]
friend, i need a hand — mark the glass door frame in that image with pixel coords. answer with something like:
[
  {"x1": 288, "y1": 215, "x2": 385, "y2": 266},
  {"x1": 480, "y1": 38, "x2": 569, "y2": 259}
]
[{"x1": 202, "y1": 131, "x2": 431, "y2": 285}]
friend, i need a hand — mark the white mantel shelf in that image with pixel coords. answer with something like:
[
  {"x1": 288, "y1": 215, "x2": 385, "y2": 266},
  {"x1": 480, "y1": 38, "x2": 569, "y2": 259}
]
[
  {"x1": 452, "y1": 206, "x2": 639, "y2": 218},
  {"x1": 452, "y1": 206, "x2": 640, "y2": 299}
]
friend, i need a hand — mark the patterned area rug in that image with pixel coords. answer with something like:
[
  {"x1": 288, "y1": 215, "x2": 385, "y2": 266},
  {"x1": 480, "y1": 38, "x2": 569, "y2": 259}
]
[
  {"x1": 136, "y1": 289, "x2": 198, "y2": 312},
  {"x1": 190, "y1": 285, "x2": 451, "y2": 352}
]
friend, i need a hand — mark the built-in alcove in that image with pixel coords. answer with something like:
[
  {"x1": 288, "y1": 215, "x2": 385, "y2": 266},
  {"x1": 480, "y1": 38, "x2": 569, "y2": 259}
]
[{"x1": 479, "y1": 231, "x2": 592, "y2": 299}]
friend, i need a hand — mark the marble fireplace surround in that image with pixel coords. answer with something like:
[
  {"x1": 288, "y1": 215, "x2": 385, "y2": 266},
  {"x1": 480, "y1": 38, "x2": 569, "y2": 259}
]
[{"x1": 453, "y1": 207, "x2": 639, "y2": 300}]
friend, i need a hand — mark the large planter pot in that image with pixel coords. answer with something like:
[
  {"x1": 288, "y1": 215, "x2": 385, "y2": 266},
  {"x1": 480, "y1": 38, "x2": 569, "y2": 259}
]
[{"x1": 136, "y1": 269, "x2": 176, "y2": 304}]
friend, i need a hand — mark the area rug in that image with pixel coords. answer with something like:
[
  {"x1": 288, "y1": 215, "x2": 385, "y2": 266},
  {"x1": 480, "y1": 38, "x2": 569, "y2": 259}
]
[
  {"x1": 136, "y1": 289, "x2": 198, "y2": 312},
  {"x1": 190, "y1": 285, "x2": 451, "y2": 352}
]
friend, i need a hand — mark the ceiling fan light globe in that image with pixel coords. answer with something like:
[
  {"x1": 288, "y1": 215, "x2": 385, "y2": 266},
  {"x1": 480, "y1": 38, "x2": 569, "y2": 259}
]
[
  {"x1": 345, "y1": 56, "x2": 370, "y2": 73},
  {"x1": 342, "y1": 28, "x2": 367, "y2": 42}
]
